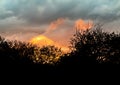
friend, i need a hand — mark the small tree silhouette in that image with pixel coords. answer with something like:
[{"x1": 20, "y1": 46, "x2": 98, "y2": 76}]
[{"x1": 0, "y1": 36, "x2": 12, "y2": 63}]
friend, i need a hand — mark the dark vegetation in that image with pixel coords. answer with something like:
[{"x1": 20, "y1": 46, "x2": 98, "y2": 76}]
[{"x1": 0, "y1": 25, "x2": 120, "y2": 66}]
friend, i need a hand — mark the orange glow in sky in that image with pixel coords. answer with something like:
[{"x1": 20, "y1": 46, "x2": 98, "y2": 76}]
[
  {"x1": 75, "y1": 19, "x2": 93, "y2": 31},
  {"x1": 46, "y1": 18, "x2": 65, "y2": 33},
  {"x1": 30, "y1": 35, "x2": 54, "y2": 46},
  {"x1": 29, "y1": 19, "x2": 93, "y2": 53},
  {"x1": 30, "y1": 35, "x2": 69, "y2": 53}
]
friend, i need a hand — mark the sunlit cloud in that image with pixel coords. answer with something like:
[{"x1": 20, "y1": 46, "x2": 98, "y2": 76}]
[
  {"x1": 46, "y1": 18, "x2": 65, "y2": 33},
  {"x1": 75, "y1": 19, "x2": 93, "y2": 31}
]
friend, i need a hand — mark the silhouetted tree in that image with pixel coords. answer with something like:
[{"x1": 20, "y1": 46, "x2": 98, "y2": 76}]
[
  {"x1": 0, "y1": 36, "x2": 12, "y2": 63},
  {"x1": 0, "y1": 35, "x2": 63, "y2": 65},
  {"x1": 8, "y1": 41, "x2": 35, "y2": 64},
  {"x1": 60, "y1": 25, "x2": 120, "y2": 65},
  {"x1": 0, "y1": 37, "x2": 35, "y2": 64}
]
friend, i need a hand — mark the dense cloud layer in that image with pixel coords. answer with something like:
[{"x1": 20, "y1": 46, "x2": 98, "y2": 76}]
[{"x1": 0, "y1": 0, "x2": 120, "y2": 27}]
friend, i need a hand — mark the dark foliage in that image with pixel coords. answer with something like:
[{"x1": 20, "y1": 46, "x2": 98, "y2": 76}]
[
  {"x1": 60, "y1": 27, "x2": 120, "y2": 65},
  {"x1": 32, "y1": 45, "x2": 62, "y2": 65},
  {"x1": 0, "y1": 37, "x2": 62, "y2": 65},
  {"x1": 0, "y1": 37, "x2": 35, "y2": 64}
]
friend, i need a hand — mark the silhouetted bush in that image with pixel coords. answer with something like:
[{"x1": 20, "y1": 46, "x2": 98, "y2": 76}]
[{"x1": 60, "y1": 26, "x2": 120, "y2": 65}]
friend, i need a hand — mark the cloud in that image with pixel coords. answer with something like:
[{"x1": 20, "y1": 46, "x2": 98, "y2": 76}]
[
  {"x1": 0, "y1": 0, "x2": 120, "y2": 27},
  {"x1": 46, "y1": 18, "x2": 65, "y2": 33},
  {"x1": 75, "y1": 19, "x2": 93, "y2": 31}
]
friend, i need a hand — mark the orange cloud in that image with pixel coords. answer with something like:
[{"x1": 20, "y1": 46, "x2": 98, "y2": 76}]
[
  {"x1": 29, "y1": 18, "x2": 93, "y2": 53},
  {"x1": 75, "y1": 19, "x2": 93, "y2": 31},
  {"x1": 29, "y1": 18, "x2": 70, "y2": 53},
  {"x1": 46, "y1": 18, "x2": 65, "y2": 33}
]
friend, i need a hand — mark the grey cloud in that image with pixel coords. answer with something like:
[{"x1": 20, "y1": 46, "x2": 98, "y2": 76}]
[
  {"x1": 1, "y1": 0, "x2": 120, "y2": 26},
  {"x1": 25, "y1": 0, "x2": 120, "y2": 23}
]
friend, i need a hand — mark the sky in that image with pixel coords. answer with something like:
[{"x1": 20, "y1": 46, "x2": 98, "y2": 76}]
[{"x1": 0, "y1": 0, "x2": 120, "y2": 48}]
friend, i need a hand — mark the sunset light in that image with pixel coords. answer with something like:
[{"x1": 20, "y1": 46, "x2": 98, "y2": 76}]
[
  {"x1": 75, "y1": 19, "x2": 93, "y2": 31},
  {"x1": 30, "y1": 35, "x2": 54, "y2": 46},
  {"x1": 30, "y1": 35, "x2": 69, "y2": 53},
  {"x1": 0, "y1": 0, "x2": 120, "y2": 66},
  {"x1": 46, "y1": 18, "x2": 65, "y2": 33}
]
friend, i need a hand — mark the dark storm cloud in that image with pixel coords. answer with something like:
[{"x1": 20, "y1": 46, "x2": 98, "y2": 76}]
[{"x1": 0, "y1": 0, "x2": 120, "y2": 27}]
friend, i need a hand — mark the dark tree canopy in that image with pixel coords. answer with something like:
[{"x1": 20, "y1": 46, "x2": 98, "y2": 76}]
[
  {"x1": 60, "y1": 26, "x2": 120, "y2": 65},
  {"x1": 0, "y1": 37, "x2": 62, "y2": 65}
]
